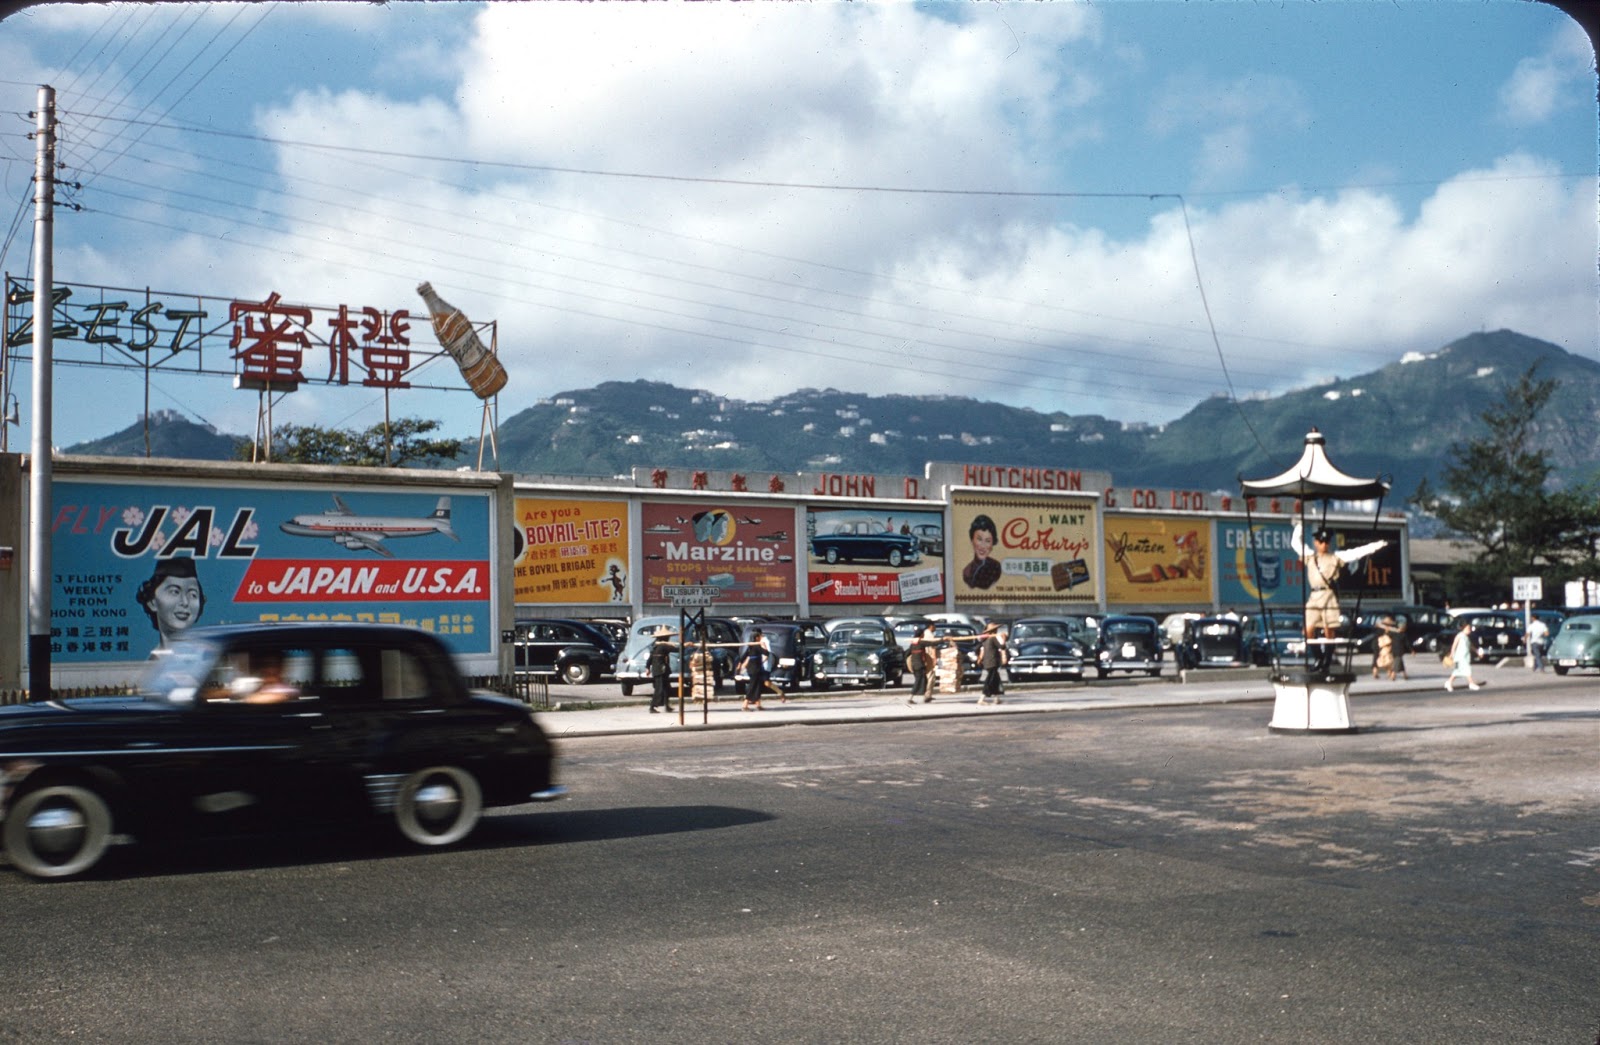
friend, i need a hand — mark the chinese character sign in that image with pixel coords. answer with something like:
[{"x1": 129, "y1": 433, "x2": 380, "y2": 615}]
[
  {"x1": 51, "y1": 479, "x2": 495, "y2": 666},
  {"x1": 1103, "y1": 515, "x2": 1214, "y2": 605},
  {"x1": 513, "y1": 497, "x2": 630, "y2": 605},
  {"x1": 639, "y1": 502, "x2": 797, "y2": 605},
  {"x1": 951, "y1": 495, "x2": 1097, "y2": 604}
]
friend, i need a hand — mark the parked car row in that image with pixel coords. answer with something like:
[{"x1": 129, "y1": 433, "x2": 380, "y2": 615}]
[{"x1": 526, "y1": 602, "x2": 1588, "y2": 693}]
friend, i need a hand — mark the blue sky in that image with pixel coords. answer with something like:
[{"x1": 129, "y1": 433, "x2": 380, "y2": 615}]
[{"x1": 1, "y1": 1, "x2": 1594, "y2": 453}]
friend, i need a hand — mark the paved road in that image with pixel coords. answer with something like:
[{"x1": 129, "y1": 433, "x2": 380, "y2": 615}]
[{"x1": 0, "y1": 667, "x2": 1591, "y2": 1043}]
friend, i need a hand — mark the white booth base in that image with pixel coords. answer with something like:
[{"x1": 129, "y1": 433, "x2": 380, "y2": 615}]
[{"x1": 1269, "y1": 671, "x2": 1358, "y2": 733}]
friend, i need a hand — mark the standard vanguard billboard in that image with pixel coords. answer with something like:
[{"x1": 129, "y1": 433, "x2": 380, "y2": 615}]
[
  {"x1": 806, "y1": 506, "x2": 945, "y2": 605},
  {"x1": 50, "y1": 478, "x2": 495, "y2": 663}
]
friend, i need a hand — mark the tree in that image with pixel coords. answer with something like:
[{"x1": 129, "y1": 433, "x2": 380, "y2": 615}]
[
  {"x1": 1411, "y1": 365, "x2": 1600, "y2": 604},
  {"x1": 235, "y1": 417, "x2": 464, "y2": 468}
]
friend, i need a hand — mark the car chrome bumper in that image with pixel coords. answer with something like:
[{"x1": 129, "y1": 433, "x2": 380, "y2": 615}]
[{"x1": 529, "y1": 785, "x2": 568, "y2": 802}]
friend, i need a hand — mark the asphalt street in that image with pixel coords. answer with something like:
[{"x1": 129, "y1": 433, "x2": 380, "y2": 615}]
[{"x1": 0, "y1": 660, "x2": 1591, "y2": 1043}]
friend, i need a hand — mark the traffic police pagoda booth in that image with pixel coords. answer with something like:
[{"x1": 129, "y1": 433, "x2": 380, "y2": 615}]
[{"x1": 1241, "y1": 430, "x2": 1391, "y2": 734}]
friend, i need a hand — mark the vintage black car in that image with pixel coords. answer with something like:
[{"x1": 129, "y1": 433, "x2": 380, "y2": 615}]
[
  {"x1": 1173, "y1": 616, "x2": 1250, "y2": 670},
  {"x1": 929, "y1": 621, "x2": 984, "y2": 685},
  {"x1": 1004, "y1": 617, "x2": 1085, "y2": 681},
  {"x1": 1364, "y1": 604, "x2": 1453, "y2": 654},
  {"x1": 811, "y1": 618, "x2": 906, "y2": 688},
  {"x1": 1092, "y1": 615, "x2": 1164, "y2": 678},
  {"x1": 810, "y1": 520, "x2": 922, "y2": 567},
  {"x1": 732, "y1": 620, "x2": 829, "y2": 691},
  {"x1": 0, "y1": 624, "x2": 563, "y2": 879},
  {"x1": 1240, "y1": 609, "x2": 1307, "y2": 666},
  {"x1": 512, "y1": 617, "x2": 620, "y2": 685},
  {"x1": 1455, "y1": 610, "x2": 1527, "y2": 661}
]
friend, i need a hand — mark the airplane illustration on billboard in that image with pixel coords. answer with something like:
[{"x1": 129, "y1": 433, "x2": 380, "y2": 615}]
[{"x1": 280, "y1": 495, "x2": 458, "y2": 557}]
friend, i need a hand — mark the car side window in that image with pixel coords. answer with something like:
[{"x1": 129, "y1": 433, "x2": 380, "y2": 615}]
[{"x1": 379, "y1": 647, "x2": 431, "y2": 702}]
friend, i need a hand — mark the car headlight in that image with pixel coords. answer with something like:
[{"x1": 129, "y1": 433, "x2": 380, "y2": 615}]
[{"x1": 868, "y1": 653, "x2": 881, "y2": 665}]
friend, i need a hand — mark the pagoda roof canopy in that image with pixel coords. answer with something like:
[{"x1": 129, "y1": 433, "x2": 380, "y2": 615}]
[{"x1": 1240, "y1": 429, "x2": 1390, "y2": 502}]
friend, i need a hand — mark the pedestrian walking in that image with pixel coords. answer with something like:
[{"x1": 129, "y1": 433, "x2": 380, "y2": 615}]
[
  {"x1": 1372, "y1": 615, "x2": 1404, "y2": 681},
  {"x1": 906, "y1": 625, "x2": 937, "y2": 704},
  {"x1": 978, "y1": 623, "x2": 1007, "y2": 705},
  {"x1": 1445, "y1": 619, "x2": 1482, "y2": 692},
  {"x1": 739, "y1": 628, "x2": 771, "y2": 711},
  {"x1": 1526, "y1": 614, "x2": 1550, "y2": 672},
  {"x1": 647, "y1": 627, "x2": 674, "y2": 713}
]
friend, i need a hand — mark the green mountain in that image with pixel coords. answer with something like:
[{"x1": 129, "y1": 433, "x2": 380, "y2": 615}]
[
  {"x1": 64, "y1": 331, "x2": 1600, "y2": 509},
  {"x1": 65, "y1": 409, "x2": 244, "y2": 461}
]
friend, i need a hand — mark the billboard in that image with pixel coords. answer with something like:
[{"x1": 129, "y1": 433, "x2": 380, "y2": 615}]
[
  {"x1": 805, "y1": 507, "x2": 944, "y2": 605},
  {"x1": 513, "y1": 497, "x2": 629, "y2": 605},
  {"x1": 950, "y1": 494, "x2": 1097, "y2": 604},
  {"x1": 1103, "y1": 515, "x2": 1213, "y2": 605},
  {"x1": 50, "y1": 478, "x2": 495, "y2": 664},
  {"x1": 1217, "y1": 521, "x2": 1405, "y2": 607},
  {"x1": 639, "y1": 502, "x2": 797, "y2": 605}
]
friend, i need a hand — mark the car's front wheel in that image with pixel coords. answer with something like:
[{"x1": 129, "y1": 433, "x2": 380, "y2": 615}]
[
  {"x1": 825, "y1": 548, "x2": 840, "y2": 564},
  {"x1": 3, "y1": 782, "x2": 114, "y2": 879},
  {"x1": 887, "y1": 549, "x2": 903, "y2": 567},
  {"x1": 393, "y1": 766, "x2": 482, "y2": 847},
  {"x1": 562, "y1": 661, "x2": 592, "y2": 686},
  {"x1": 1553, "y1": 665, "x2": 1568, "y2": 675}
]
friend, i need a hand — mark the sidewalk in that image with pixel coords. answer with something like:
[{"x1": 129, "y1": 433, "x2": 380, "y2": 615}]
[{"x1": 531, "y1": 659, "x2": 1512, "y2": 738}]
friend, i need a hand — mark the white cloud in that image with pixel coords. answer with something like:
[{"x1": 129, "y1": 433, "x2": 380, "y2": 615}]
[{"x1": 1496, "y1": 19, "x2": 1595, "y2": 125}]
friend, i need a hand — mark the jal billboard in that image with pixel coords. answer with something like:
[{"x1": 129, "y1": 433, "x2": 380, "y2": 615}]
[{"x1": 50, "y1": 478, "x2": 496, "y2": 664}]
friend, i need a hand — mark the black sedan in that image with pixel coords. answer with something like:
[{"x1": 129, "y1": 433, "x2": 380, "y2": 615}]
[
  {"x1": 512, "y1": 617, "x2": 619, "y2": 685},
  {"x1": 1092, "y1": 615, "x2": 1164, "y2": 678},
  {"x1": 1455, "y1": 610, "x2": 1527, "y2": 661},
  {"x1": 0, "y1": 623, "x2": 563, "y2": 879},
  {"x1": 1173, "y1": 616, "x2": 1250, "y2": 670},
  {"x1": 1004, "y1": 617, "x2": 1085, "y2": 681}
]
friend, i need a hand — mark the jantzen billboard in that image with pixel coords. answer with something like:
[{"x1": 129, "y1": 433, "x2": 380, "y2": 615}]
[{"x1": 50, "y1": 478, "x2": 495, "y2": 665}]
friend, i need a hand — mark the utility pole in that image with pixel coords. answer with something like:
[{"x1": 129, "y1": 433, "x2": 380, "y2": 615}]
[{"x1": 28, "y1": 85, "x2": 55, "y2": 702}]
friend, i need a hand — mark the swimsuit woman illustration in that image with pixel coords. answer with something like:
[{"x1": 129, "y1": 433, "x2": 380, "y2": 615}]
[
  {"x1": 961, "y1": 514, "x2": 1002, "y2": 590},
  {"x1": 136, "y1": 557, "x2": 205, "y2": 655},
  {"x1": 1107, "y1": 530, "x2": 1205, "y2": 584}
]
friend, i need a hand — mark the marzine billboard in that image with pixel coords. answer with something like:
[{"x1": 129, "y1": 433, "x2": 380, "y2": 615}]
[{"x1": 50, "y1": 478, "x2": 495, "y2": 663}]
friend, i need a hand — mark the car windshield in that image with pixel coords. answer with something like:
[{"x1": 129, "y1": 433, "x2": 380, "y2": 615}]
[
  {"x1": 138, "y1": 638, "x2": 220, "y2": 705},
  {"x1": 834, "y1": 628, "x2": 881, "y2": 644},
  {"x1": 747, "y1": 628, "x2": 797, "y2": 655},
  {"x1": 1104, "y1": 621, "x2": 1150, "y2": 635},
  {"x1": 1012, "y1": 622, "x2": 1070, "y2": 641}
]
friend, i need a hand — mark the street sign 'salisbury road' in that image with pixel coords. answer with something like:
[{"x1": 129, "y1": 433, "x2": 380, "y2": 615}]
[{"x1": 662, "y1": 584, "x2": 721, "y2": 607}]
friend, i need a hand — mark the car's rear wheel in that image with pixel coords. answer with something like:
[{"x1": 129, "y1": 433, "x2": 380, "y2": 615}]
[
  {"x1": 1553, "y1": 665, "x2": 1568, "y2": 675},
  {"x1": 393, "y1": 766, "x2": 482, "y2": 847},
  {"x1": 620, "y1": 681, "x2": 634, "y2": 696},
  {"x1": 3, "y1": 783, "x2": 114, "y2": 879},
  {"x1": 562, "y1": 661, "x2": 592, "y2": 686}
]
